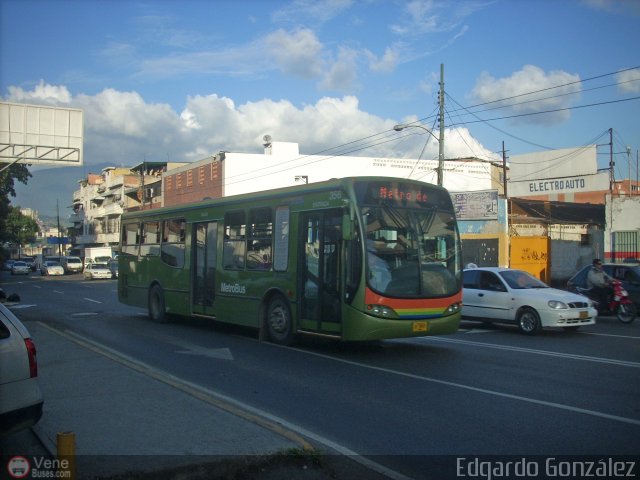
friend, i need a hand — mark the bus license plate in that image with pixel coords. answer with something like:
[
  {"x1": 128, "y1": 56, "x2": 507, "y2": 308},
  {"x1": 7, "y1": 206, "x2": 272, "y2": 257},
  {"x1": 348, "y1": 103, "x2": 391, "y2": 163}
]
[
  {"x1": 412, "y1": 321, "x2": 428, "y2": 332},
  {"x1": 579, "y1": 311, "x2": 589, "y2": 319}
]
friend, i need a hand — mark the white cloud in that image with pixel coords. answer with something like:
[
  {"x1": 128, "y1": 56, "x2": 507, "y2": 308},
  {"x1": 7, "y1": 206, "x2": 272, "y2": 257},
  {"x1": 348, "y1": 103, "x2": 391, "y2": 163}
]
[
  {"x1": 264, "y1": 28, "x2": 326, "y2": 79},
  {"x1": 7, "y1": 80, "x2": 72, "y2": 104},
  {"x1": 471, "y1": 65, "x2": 581, "y2": 125},
  {"x1": 617, "y1": 68, "x2": 640, "y2": 93},
  {"x1": 320, "y1": 47, "x2": 359, "y2": 91},
  {"x1": 366, "y1": 46, "x2": 399, "y2": 73},
  {"x1": 2, "y1": 81, "x2": 496, "y2": 168},
  {"x1": 271, "y1": 0, "x2": 355, "y2": 24}
]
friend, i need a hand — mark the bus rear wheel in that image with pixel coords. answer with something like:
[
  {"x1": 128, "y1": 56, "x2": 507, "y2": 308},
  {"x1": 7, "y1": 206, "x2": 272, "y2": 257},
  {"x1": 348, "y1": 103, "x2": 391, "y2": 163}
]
[
  {"x1": 149, "y1": 285, "x2": 168, "y2": 323},
  {"x1": 266, "y1": 296, "x2": 295, "y2": 345}
]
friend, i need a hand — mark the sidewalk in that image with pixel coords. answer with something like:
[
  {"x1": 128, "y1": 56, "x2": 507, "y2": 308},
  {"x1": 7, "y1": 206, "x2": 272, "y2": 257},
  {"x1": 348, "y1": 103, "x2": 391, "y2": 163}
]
[{"x1": 25, "y1": 320, "x2": 303, "y2": 478}]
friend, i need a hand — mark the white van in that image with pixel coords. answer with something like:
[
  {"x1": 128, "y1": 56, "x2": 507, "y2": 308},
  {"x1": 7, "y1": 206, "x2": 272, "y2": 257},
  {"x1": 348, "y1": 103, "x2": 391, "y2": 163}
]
[{"x1": 61, "y1": 256, "x2": 83, "y2": 274}]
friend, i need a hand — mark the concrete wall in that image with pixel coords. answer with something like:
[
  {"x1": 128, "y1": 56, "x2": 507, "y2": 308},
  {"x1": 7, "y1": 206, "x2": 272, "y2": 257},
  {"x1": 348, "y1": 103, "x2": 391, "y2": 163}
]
[
  {"x1": 604, "y1": 195, "x2": 640, "y2": 262},
  {"x1": 550, "y1": 228, "x2": 604, "y2": 285}
]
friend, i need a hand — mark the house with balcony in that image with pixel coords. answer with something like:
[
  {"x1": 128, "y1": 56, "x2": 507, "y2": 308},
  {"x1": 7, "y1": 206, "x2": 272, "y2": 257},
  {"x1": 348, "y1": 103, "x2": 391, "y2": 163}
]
[{"x1": 69, "y1": 167, "x2": 140, "y2": 256}]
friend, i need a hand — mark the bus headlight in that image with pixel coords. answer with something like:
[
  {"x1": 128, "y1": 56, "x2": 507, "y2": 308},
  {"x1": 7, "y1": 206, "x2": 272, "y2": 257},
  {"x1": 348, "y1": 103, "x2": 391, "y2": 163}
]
[
  {"x1": 445, "y1": 302, "x2": 462, "y2": 314},
  {"x1": 366, "y1": 304, "x2": 399, "y2": 319}
]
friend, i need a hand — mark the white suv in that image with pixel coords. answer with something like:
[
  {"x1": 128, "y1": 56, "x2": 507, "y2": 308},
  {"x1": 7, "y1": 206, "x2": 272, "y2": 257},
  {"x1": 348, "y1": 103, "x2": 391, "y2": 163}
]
[
  {"x1": 0, "y1": 303, "x2": 44, "y2": 434},
  {"x1": 61, "y1": 256, "x2": 83, "y2": 274}
]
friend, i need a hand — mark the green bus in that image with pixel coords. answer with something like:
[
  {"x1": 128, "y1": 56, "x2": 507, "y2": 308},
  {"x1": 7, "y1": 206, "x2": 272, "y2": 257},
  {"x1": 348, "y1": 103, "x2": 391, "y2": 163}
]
[{"x1": 118, "y1": 176, "x2": 462, "y2": 344}]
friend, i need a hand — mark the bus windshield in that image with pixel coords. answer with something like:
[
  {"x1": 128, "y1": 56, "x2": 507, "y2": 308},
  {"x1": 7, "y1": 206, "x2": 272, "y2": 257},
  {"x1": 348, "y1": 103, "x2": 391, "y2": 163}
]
[{"x1": 362, "y1": 204, "x2": 460, "y2": 298}]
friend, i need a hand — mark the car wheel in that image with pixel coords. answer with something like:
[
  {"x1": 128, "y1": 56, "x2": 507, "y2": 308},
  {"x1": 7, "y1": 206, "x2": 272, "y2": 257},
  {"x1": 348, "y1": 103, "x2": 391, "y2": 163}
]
[
  {"x1": 266, "y1": 295, "x2": 295, "y2": 345},
  {"x1": 149, "y1": 284, "x2": 168, "y2": 323},
  {"x1": 517, "y1": 307, "x2": 541, "y2": 335}
]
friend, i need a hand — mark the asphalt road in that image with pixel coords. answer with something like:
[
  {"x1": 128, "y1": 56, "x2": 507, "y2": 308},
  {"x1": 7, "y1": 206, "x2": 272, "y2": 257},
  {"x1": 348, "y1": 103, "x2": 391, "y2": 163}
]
[{"x1": 2, "y1": 271, "x2": 639, "y2": 479}]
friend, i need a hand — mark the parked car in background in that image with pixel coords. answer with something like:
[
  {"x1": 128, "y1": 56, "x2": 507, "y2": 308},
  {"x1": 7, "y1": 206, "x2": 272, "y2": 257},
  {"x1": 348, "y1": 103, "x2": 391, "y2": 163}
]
[
  {"x1": 10, "y1": 261, "x2": 30, "y2": 276},
  {"x1": 567, "y1": 262, "x2": 640, "y2": 309},
  {"x1": 40, "y1": 261, "x2": 64, "y2": 276},
  {"x1": 83, "y1": 263, "x2": 112, "y2": 280},
  {"x1": 462, "y1": 267, "x2": 597, "y2": 335},
  {"x1": 20, "y1": 257, "x2": 37, "y2": 271},
  {"x1": 61, "y1": 256, "x2": 83, "y2": 275},
  {"x1": 2, "y1": 259, "x2": 15, "y2": 271},
  {"x1": 0, "y1": 303, "x2": 44, "y2": 434}
]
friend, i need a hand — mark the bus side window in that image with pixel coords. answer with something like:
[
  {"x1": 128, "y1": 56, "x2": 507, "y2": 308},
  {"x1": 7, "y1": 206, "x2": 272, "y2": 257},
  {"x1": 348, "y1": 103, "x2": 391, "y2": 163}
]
[
  {"x1": 273, "y1": 206, "x2": 290, "y2": 272},
  {"x1": 223, "y1": 211, "x2": 246, "y2": 269},
  {"x1": 122, "y1": 222, "x2": 140, "y2": 256},
  {"x1": 247, "y1": 208, "x2": 272, "y2": 270},
  {"x1": 141, "y1": 221, "x2": 161, "y2": 256},
  {"x1": 161, "y1": 218, "x2": 186, "y2": 267}
]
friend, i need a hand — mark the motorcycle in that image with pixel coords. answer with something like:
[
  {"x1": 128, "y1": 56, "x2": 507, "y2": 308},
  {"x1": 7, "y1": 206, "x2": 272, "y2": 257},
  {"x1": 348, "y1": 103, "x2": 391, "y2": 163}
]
[{"x1": 575, "y1": 279, "x2": 637, "y2": 324}]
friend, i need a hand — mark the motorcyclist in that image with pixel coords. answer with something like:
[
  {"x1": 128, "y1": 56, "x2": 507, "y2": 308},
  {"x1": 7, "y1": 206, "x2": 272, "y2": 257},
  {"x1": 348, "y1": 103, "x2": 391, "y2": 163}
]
[{"x1": 587, "y1": 259, "x2": 613, "y2": 310}]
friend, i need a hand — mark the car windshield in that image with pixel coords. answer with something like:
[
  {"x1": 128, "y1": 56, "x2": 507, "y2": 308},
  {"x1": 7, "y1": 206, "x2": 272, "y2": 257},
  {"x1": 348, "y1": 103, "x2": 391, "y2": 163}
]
[
  {"x1": 499, "y1": 270, "x2": 549, "y2": 289},
  {"x1": 361, "y1": 204, "x2": 460, "y2": 298}
]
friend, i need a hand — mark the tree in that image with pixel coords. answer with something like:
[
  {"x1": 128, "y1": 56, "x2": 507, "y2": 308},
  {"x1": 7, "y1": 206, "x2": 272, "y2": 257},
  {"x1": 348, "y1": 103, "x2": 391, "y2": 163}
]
[
  {"x1": 0, "y1": 164, "x2": 32, "y2": 242},
  {"x1": 3, "y1": 207, "x2": 39, "y2": 248}
]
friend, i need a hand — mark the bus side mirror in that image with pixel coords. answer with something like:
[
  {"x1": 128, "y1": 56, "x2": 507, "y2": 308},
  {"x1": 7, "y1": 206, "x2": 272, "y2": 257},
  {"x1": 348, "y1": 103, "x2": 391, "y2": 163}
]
[{"x1": 342, "y1": 214, "x2": 353, "y2": 240}]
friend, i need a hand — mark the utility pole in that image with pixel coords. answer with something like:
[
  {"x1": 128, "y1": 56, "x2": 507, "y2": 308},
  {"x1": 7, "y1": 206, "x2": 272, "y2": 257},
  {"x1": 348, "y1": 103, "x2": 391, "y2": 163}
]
[
  {"x1": 437, "y1": 63, "x2": 445, "y2": 187},
  {"x1": 502, "y1": 141, "x2": 508, "y2": 199},
  {"x1": 56, "y1": 199, "x2": 62, "y2": 257},
  {"x1": 609, "y1": 128, "x2": 614, "y2": 193}
]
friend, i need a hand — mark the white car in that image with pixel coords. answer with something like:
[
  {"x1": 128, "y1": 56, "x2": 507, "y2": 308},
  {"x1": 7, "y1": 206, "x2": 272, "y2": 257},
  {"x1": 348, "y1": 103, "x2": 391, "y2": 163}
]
[
  {"x1": 40, "y1": 261, "x2": 64, "y2": 276},
  {"x1": 462, "y1": 267, "x2": 597, "y2": 335},
  {"x1": 83, "y1": 262, "x2": 112, "y2": 280},
  {"x1": 0, "y1": 303, "x2": 44, "y2": 434}
]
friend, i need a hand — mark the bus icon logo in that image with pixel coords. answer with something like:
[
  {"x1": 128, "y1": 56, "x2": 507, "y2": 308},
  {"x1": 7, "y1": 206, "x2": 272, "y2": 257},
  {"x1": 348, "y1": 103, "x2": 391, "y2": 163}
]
[{"x1": 7, "y1": 456, "x2": 31, "y2": 478}]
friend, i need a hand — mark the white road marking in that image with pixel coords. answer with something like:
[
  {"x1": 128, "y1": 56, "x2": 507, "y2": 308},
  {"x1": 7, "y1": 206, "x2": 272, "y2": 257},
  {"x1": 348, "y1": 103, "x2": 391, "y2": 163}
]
[
  {"x1": 281, "y1": 344, "x2": 640, "y2": 427},
  {"x1": 415, "y1": 336, "x2": 640, "y2": 368},
  {"x1": 84, "y1": 298, "x2": 102, "y2": 304},
  {"x1": 36, "y1": 323, "x2": 412, "y2": 480}
]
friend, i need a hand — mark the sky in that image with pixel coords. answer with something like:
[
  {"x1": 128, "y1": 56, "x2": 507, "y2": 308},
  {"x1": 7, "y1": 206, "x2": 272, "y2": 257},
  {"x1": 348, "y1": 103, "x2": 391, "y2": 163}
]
[{"x1": 1, "y1": 0, "x2": 639, "y2": 217}]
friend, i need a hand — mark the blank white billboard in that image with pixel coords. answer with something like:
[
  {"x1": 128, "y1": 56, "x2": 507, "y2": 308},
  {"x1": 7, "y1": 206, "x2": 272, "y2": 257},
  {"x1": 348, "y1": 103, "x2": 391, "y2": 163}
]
[{"x1": 0, "y1": 102, "x2": 83, "y2": 166}]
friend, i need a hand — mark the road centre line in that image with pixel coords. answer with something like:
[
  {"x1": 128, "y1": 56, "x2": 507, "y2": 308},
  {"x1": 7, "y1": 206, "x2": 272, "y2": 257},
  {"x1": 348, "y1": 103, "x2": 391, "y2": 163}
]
[
  {"x1": 34, "y1": 322, "x2": 411, "y2": 480},
  {"x1": 415, "y1": 337, "x2": 640, "y2": 368},
  {"x1": 283, "y1": 345, "x2": 640, "y2": 427},
  {"x1": 577, "y1": 331, "x2": 640, "y2": 340},
  {"x1": 84, "y1": 297, "x2": 102, "y2": 304}
]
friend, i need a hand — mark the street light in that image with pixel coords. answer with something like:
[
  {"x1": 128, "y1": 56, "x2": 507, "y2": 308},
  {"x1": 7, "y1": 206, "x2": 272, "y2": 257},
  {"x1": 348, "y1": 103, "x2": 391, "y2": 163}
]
[{"x1": 393, "y1": 123, "x2": 444, "y2": 186}]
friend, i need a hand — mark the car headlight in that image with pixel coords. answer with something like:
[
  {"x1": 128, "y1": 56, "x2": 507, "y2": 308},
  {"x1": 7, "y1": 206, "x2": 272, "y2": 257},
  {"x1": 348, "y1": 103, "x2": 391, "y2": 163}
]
[{"x1": 548, "y1": 300, "x2": 568, "y2": 309}]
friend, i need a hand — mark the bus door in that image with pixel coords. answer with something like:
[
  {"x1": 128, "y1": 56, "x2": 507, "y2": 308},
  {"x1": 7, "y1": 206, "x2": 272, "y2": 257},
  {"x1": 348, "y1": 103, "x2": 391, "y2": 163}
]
[
  {"x1": 300, "y1": 210, "x2": 342, "y2": 331},
  {"x1": 192, "y1": 221, "x2": 217, "y2": 316}
]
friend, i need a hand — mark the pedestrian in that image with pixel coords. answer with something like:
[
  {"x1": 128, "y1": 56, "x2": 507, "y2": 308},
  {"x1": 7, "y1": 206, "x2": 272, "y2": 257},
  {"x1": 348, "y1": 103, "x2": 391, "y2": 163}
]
[{"x1": 587, "y1": 259, "x2": 613, "y2": 309}]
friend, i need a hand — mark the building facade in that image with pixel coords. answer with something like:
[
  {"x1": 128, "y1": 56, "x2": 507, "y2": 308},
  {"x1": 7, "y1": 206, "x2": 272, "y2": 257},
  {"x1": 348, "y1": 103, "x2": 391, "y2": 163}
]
[{"x1": 70, "y1": 167, "x2": 140, "y2": 255}]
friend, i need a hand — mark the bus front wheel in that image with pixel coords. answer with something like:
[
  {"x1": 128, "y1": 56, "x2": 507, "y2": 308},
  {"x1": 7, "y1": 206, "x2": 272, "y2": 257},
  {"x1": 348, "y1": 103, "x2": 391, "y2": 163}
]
[
  {"x1": 149, "y1": 285, "x2": 168, "y2": 323},
  {"x1": 266, "y1": 296, "x2": 295, "y2": 345}
]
